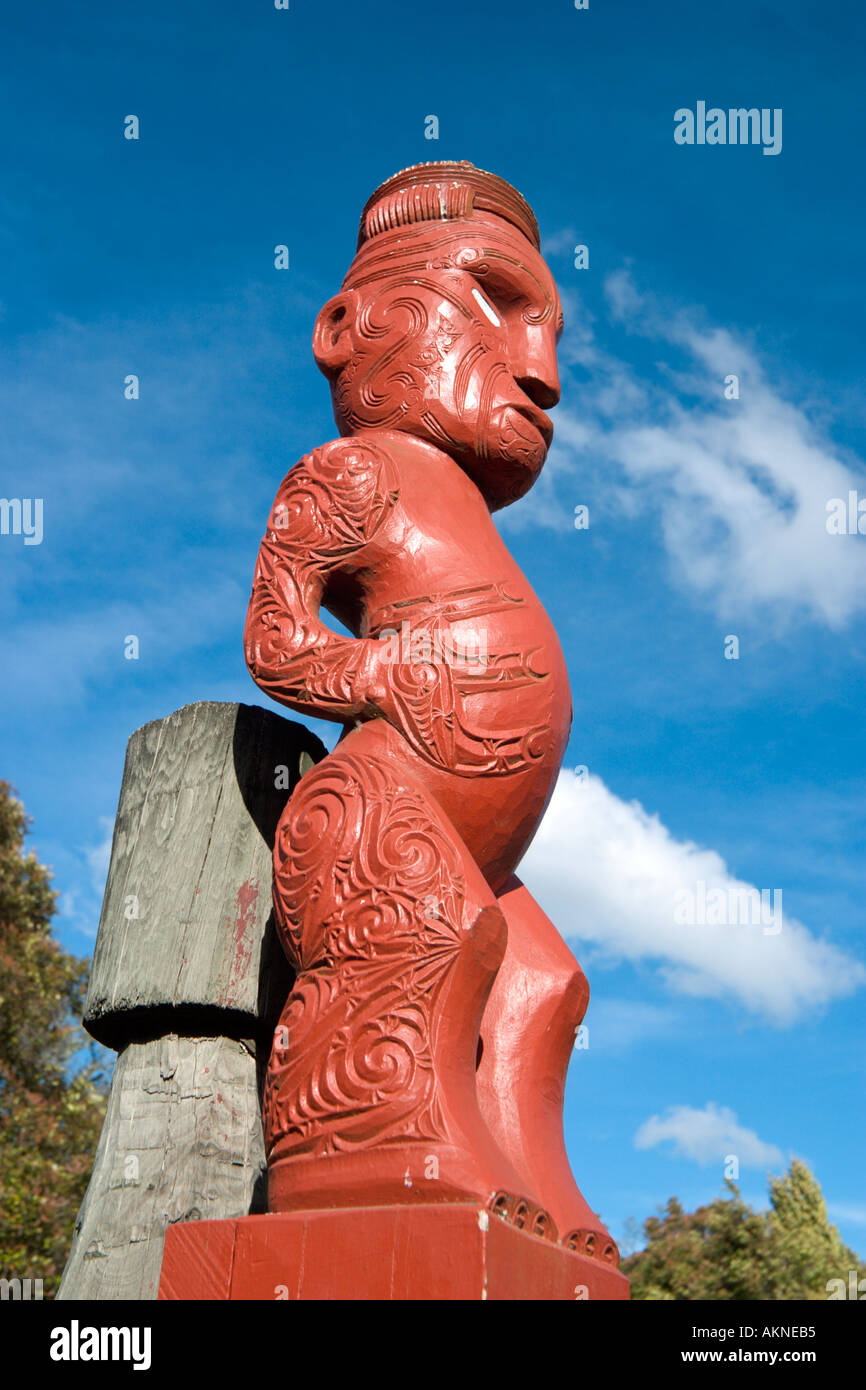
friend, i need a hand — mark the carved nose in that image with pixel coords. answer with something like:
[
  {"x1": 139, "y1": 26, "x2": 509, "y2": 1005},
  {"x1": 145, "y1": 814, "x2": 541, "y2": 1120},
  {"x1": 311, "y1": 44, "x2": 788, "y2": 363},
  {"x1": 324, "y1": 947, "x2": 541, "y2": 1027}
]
[{"x1": 515, "y1": 372, "x2": 560, "y2": 412}]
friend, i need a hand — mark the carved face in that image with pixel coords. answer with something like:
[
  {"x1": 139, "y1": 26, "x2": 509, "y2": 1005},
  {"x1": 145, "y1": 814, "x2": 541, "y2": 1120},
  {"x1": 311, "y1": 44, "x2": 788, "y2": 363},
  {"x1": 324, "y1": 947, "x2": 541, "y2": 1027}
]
[{"x1": 313, "y1": 214, "x2": 563, "y2": 510}]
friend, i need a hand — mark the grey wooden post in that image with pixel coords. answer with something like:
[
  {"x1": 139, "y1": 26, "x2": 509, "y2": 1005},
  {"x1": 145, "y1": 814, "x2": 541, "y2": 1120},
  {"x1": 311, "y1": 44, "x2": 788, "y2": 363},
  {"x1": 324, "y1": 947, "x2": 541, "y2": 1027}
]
[{"x1": 57, "y1": 701, "x2": 326, "y2": 1300}]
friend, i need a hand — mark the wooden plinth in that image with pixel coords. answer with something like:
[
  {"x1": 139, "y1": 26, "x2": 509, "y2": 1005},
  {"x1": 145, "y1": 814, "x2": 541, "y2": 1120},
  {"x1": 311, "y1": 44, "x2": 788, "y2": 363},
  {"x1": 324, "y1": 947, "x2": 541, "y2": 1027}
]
[{"x1": 158, "y1": 1205, "x2": 630, "y2": 1301}]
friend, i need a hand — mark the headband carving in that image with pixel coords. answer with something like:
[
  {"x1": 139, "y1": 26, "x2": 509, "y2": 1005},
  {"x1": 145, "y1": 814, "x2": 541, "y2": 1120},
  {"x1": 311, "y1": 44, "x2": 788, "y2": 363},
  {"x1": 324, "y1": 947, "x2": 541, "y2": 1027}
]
[{"x1": 357, "y1": 160, "x2": 541, "y2": 250}]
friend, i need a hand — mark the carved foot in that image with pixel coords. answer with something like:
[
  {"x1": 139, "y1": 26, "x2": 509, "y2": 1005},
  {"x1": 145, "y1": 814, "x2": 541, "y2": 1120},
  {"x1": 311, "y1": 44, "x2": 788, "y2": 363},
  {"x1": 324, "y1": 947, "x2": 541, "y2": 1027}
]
[
  {"x1": 265, "y1": 911, "x2": 531, "y2": 1213},
  {"x1": 477, "y1": 876, "x2": 621, "y2": 1263},
  {"x1": 489, "y1": 1190, "x2": 557, "y2": 1242},
  {"x1": 563, "y1": 1227, "x2": 621, "y2": 1265}
]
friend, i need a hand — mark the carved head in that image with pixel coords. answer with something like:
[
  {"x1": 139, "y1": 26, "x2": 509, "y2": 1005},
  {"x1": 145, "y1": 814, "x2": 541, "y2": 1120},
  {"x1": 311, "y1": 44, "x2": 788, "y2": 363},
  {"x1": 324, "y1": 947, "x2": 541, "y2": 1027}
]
[{"x1": 313, "y1": 161, "x2": 563, "y2": 511}]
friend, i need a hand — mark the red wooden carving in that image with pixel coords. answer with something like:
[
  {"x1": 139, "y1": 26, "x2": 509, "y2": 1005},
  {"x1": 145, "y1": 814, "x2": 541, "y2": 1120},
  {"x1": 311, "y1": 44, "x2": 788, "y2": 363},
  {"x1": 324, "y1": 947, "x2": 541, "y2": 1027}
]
[{"x1": 244, "y1": 161, "x2": 621, "y2": 1268}]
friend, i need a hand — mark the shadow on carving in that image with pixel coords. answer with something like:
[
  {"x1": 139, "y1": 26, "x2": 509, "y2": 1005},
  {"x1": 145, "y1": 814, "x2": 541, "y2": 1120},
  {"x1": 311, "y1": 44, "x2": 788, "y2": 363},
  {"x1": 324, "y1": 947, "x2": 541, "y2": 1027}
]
[{"x1": 231, "y1": 703, "x2": 328, "y2": 1203}]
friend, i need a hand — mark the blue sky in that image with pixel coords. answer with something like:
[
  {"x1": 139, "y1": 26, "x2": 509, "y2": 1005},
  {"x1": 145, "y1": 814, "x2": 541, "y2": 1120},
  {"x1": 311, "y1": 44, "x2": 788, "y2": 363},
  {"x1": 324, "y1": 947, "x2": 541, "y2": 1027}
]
[{"x1": 2, "y1": 0, "x2": 864, "y2": 1259}]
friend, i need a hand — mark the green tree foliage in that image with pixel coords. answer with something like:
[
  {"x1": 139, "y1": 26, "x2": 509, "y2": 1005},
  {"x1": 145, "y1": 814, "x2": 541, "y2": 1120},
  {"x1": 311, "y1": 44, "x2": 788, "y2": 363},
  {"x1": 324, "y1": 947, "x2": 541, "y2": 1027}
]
[
  {"x1": 0, "y1": 781, "x2": 107, "y2": 1295},
  {"x1": 624, "y1": 1161, "x2": 864, "y2": 1300}
]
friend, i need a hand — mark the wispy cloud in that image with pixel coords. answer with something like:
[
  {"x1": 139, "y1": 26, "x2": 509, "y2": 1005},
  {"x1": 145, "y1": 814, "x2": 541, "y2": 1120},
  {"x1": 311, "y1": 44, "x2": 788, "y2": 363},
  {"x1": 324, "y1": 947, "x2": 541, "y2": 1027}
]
[
  {"x1": 0, "y1": 576, "x2": 246, "y2": 710},
  {"x1": 84, "y1": 816, "x2": 114, "y2": 897},
  {"x1": 634, "y1": 1102, "x2": 783, "y2": 1168},
  {"x1": 828, "y1": 1203, "x2": 866, "y2": 1228},
  {"x1": 540, "y1": 226, "x2": 581, "y2": 259},
  {"x1": 508, "y1": 272, "x2": 866, "y2": 628}
]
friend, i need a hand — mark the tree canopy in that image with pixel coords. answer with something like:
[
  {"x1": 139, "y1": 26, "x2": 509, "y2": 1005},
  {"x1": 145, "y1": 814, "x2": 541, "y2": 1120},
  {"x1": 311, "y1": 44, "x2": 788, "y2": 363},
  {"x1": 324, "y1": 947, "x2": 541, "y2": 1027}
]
[
  {"x1": 623, "y1": 1160, "x2": 864, "y2": 1300},
  {"x1": 0, "y1": 780, "x2": 107, "y2": 1295}
]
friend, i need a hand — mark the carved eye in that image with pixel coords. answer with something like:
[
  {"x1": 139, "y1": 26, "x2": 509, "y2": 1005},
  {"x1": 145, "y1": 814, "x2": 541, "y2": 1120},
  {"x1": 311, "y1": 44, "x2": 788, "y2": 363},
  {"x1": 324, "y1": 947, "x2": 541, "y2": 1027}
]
[{"x1": 471, "y1": 286, "x2": 501, "y2": 328}]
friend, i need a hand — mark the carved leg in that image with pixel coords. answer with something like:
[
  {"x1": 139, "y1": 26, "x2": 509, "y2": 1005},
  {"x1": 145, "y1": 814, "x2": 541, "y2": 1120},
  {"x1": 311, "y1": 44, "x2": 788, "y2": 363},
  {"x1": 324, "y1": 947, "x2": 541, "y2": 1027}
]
[
  {"x1": 476, "y1": 876, "x2": 621, "y2": 1264},
  {"x1": 263, "y1": 731, "x2": 547, "y2": 1225}
]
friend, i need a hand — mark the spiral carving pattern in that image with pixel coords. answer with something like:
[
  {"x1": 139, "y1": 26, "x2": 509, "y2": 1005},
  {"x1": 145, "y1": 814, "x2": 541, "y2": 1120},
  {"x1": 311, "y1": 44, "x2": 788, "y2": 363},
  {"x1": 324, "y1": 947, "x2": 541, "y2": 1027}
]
[{"x1": 265, "y1": 752, "x2": 470, "y2": 1157}]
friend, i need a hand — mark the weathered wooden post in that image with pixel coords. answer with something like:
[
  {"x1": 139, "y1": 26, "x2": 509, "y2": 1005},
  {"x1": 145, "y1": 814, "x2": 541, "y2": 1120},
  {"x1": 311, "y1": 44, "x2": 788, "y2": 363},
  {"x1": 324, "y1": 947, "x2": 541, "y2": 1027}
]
[{"x1": 57, "y1": 701, "x2": 325, "y2": 1300}]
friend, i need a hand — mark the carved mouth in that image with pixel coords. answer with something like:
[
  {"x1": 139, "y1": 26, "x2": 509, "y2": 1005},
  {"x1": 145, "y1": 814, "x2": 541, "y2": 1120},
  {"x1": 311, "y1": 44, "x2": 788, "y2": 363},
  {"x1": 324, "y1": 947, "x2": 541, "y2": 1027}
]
[{"x1": 511, "y1": 401, "x2": 553, "y2": 451}]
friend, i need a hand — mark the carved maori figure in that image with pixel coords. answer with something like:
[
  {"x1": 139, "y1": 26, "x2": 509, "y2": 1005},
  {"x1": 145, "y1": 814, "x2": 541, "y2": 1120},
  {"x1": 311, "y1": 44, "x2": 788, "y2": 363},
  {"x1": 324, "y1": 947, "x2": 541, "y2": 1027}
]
[{"x1": 244, "y1": 161, "x2": 619, "y2": 1263}]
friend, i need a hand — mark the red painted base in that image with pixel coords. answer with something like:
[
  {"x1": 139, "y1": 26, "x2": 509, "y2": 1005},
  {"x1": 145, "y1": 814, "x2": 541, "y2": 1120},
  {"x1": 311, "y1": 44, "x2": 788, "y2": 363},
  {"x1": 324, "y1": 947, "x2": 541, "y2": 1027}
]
[{"x1": 158, "y1": 1206, "x2": 630, "y2": 1301}]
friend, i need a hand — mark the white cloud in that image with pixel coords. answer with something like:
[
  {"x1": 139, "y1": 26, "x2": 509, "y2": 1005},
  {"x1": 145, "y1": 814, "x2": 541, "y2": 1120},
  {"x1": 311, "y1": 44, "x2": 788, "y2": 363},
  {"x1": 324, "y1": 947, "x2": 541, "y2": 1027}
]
[
  {"x1": 519, "y1": 272, "x2": 866, "y2": 627},
  {"x1": 634, "y1": 1102, "x2": 783, "y2": 1168},
  {"x1": 520, "y1": 769, "x2": 865, "y2": 1025}
]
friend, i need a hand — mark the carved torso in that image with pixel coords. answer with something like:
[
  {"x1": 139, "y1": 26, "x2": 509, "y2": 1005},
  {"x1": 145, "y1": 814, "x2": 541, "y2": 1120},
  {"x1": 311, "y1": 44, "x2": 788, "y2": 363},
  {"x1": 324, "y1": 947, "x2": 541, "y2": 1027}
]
[{"x1": 246, "y1": 429, "x2": 571, "y2": 888}]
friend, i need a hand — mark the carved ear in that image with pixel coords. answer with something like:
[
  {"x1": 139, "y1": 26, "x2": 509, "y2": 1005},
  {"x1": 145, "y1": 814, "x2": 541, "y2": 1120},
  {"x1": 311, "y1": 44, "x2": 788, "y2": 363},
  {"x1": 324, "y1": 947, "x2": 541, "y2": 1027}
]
[{"x1": 313, "y1": 292, "x2": 357, "y2": 377}]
